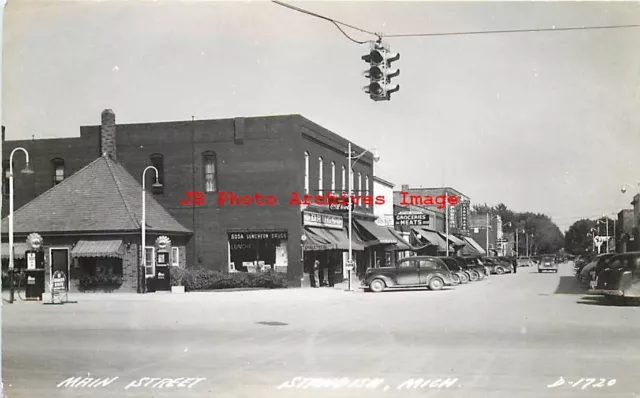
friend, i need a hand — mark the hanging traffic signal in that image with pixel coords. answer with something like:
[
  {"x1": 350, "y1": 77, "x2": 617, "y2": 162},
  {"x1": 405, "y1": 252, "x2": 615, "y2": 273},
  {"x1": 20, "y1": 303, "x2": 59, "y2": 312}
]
[{"x1": 362, "y1": 41, "x2": 400, "y2": 101}]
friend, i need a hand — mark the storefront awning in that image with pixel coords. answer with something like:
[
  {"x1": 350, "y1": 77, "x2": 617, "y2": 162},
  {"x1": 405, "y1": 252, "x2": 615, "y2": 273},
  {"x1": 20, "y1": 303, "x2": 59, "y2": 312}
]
[
  {"x1": 354, "y1": 220, "x2": 401, "y2": 246},
  {"x1": 462, "y1": 237, "x2": 486, "y2": 256},
  {"x1": 412, "y1": 227, "x2": 448, "y2": 252},
  {"x1": 71, "y1": 240, "x2": 124, "y2": 258},
  {"x1": 303, "y1": 227, "x2": 365, "y2": 252},
  {"x1": 438, "y1": 232, "x2": 466, "y2": 248},
  {"x1": 1, "y1": 243, "x2": 29, "y2": 260},
  {"x1": 386, "y1": 228, "x2": 413, "y2": 251}
]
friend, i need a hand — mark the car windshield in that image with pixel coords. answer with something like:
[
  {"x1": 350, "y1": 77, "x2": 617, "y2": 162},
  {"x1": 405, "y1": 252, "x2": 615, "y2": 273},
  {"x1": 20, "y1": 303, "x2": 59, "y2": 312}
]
[{"x1": 443, "y1": 259, "x2": 461, "y2": 271}]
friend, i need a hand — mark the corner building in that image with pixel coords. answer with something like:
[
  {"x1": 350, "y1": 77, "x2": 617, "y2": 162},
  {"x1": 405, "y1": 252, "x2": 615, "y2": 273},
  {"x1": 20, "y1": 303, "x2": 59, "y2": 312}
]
[{"x1": 2, "y1": 111, "x2": 376, "y2": 286}]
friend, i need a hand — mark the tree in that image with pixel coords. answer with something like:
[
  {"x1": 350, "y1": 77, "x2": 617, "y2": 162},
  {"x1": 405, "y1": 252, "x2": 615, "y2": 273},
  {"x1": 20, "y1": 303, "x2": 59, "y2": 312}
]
[
  {"x1": 564, "y1": 219, "x2": 596, "y2": 255},
  {"x1": 470, "y1": 203, "x2": 564, "y2": 255}
]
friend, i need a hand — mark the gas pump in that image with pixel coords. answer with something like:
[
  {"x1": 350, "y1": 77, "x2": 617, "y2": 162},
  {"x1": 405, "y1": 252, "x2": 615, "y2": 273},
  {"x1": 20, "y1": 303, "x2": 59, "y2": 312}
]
[
  {"x1": 24, "y1": 233, "x2": 45, "y2": 300},
  {"x1": 154, "y1": 236, "x2": 171, "y2": 291}
]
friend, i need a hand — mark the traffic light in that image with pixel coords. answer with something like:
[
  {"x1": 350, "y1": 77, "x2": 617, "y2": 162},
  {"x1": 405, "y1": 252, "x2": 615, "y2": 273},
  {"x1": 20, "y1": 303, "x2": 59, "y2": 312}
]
[{"x1": 362, "y1": 41, "x2": 400, "y2": 101}]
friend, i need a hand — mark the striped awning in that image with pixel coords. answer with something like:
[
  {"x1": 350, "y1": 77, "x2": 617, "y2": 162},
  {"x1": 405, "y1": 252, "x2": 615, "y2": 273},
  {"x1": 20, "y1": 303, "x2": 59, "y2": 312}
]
[
  {"x1": 1, "y1": 243, "x2": 29, "y2": 259},
  {"x1": 438, "y1": 232, "x2": 466, "y2": 248},
  {"x1": 71, "y1": 240, "x2": 124, "y2": 258}
]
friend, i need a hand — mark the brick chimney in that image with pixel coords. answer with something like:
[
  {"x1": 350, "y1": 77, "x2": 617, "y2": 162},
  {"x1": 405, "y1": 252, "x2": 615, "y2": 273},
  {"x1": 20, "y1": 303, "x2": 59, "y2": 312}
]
[
  {"x1": 100, "y1": 109, "x2": 117, "y2": 160},
  {"x1": 401, "y1": 184, "x2": 410, "y2": 191},
  {"x1": 1, "y1": 126, "x2": 5, "y2": 142}
]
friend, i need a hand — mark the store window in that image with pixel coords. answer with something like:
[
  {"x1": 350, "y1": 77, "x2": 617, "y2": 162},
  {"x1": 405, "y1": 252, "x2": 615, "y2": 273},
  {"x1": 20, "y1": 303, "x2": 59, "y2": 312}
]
[
  {"x1": 203, "y1": 151, "x2": 217, "y2": 193},
  {"x1": 149, "y1": 153, "x2": 164, "y2": 194},
  {"x1": 304, "y1": 151, "x2": 310, "y2": 194},
  {"x1": 52, "y1": 158, "x2": 65, "y2": 185},
  {"x1": 228, "y1": 230, "x2": 288, "y2": 273}
]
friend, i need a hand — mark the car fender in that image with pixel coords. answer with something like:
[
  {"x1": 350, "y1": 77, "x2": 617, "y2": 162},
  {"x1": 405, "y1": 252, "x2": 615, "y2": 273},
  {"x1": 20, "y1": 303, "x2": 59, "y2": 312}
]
[
  {"x1": 620, "y1": 271, "x2": 640, "y2": 297},
  {"x1": 369, "y1": 274, "x2": 396, "y2": 288}
]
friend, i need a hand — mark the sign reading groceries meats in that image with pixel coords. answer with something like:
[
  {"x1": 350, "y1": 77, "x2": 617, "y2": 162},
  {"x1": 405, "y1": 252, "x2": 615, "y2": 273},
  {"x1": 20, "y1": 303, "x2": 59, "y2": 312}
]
[{"x1": 394, "y1": 211, "x2": 429, "y2": 226}]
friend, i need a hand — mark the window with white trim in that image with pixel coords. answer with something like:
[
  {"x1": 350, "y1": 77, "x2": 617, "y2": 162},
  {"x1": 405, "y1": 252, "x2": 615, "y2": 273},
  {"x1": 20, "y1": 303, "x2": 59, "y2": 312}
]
[
  {"x1": 330, "y1": 161, "x2": 336, "y2": 193},
  {"x1": 172, "y1": 247, "x2": 180, "y2": 267},
  {"x1": 144, "y1": 246, "x2": 155, "y2": 277},
  {"x1": 365, "y1": 175, "x2": 370, "y2": 208},
  {"x1": 304, "y1": 151, "x2": 310, "y2": 194},
  {"x1": 358, "y1": 172, "x2": 362, "y2": 195},
  {"x1": 341, "y1": 166, "x2": 346, "y2": 194},
  {"x1": 318, "y1": 157, "x2": 323, "y2": 193}
]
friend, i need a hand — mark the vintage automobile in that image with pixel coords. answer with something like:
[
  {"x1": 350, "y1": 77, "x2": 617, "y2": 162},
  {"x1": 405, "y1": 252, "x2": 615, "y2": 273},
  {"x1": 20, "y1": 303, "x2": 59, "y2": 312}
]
[
  {"x1": 438, "y1": 257, "x2": 470, "y2": 284},
  {"x1": 453, "y1": 257, "x2": 486, "y2": 280},
  {"x1": 484, "y1": 257, "x2": 513, "y2": 274},
  {"x1": 363, "y1": 256, "x2": 455, "y2": 293},
  {"x1": 592, "y1": 252, "x2": 640, "y2": 305},
  {"x1": 538, "y1": 255, "x2": 558, "y2": 273},
  {"x1": 579, "y1": 253, "x2": 616, "y2": 287},
  {"x1": 517, "y1": 256, "x2": 535, "y2": 267}
]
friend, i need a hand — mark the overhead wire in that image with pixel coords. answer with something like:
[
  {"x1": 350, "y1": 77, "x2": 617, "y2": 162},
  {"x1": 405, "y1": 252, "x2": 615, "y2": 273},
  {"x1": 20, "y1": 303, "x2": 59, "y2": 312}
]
[{"x1": 272, "y1": 1, "x2": 640, "y2": 43}]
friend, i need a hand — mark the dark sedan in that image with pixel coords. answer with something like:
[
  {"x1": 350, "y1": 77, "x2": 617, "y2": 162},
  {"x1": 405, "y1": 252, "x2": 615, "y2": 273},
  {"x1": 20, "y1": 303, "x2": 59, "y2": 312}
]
[
  {"x1": 592, "y1": 252, "x2": 640, "y2": 305},
  {"x1": 452, "y1": 257, "x2": 485, "y2": 281},
  {"x1": 363, "y1": 256, "x2": 454, "y2": 293},
  {"x1": 437, "y1": 257, "x2": 470, "y2": 284}
]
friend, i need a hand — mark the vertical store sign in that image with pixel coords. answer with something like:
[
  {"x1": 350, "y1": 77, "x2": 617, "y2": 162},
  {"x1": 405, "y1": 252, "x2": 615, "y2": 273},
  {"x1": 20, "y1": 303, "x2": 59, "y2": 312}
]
[{"x1": 460, "y1": 201, "x2": 469, "y2": 232}]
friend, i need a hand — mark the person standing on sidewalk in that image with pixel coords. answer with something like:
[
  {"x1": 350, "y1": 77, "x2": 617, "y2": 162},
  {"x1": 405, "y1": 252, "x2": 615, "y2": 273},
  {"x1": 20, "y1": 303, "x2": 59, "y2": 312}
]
[
  {"x1": 313, "y1": 260, "x2": 320, "y2": 288},
  {"x1": 512, "y1": 256, "x2": 518, "y2": 274}
]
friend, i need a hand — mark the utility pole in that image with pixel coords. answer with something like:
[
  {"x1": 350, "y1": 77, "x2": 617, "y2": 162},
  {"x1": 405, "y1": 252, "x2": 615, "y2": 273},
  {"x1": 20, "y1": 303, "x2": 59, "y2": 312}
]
[
  {"x1": 445, "y1": 192, "x2": 449, "y2": 256},
  {"x1": 486, "y1": 213, "x2": 490, "y2": 256}
]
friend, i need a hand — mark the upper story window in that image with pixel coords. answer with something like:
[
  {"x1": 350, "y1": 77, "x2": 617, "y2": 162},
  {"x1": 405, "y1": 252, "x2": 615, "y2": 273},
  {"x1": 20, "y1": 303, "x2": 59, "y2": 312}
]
[
  {"x1": 331, "y1": 162, "x2": 336, "y2": 193},
  {"x1": 318, "y1": 157, "x2": 324, "y2": 193},
  {"x1": 358, "y1": 172, "x2": 362, "y2": 194},
  {"x1": 304, "y1": 151, "x2": 309, "y2": 195},
  {"x1": 51, "y1": 158, "x2": 65, "y2": 185},
  {"x1": 365, "y1": 175, "x2": 370, "y2": 208},
  {"x1": 2, "y1": 160, "x2": 9, "y2": 198},
  {"x1": 203, "y1": 151, "x2": 218, "y2": 193},
  {"x1": 149, "y1": 154, "x2": 164, "y2": 194},
  {"x1": 341, "y1": 166, "x2": 346, "y2": 194}
]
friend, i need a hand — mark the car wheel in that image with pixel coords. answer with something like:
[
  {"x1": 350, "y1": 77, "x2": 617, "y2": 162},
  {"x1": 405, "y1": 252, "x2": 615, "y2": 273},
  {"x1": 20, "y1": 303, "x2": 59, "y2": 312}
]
[
  {"x1": 495, "y1": 267, "x2": 505, "y2": 275},
  {"x1": 538, "y1": 270, "x2": 542, "y2": 273},
  {"x1": 428, "y1": 277, "x2": 444, "y2": 291},
  {"x1": 369, "y1": 279, "x2": 385, "y2": 293},
  {"x1": 450, "y1": 274, "x2": 460, "y2": 285},
  {"x1": 459, "y1": 273, "x2": 469, "y2": 283},
  {"x1": 469, "y1": 271, "x2": 478, "y2": 281}
]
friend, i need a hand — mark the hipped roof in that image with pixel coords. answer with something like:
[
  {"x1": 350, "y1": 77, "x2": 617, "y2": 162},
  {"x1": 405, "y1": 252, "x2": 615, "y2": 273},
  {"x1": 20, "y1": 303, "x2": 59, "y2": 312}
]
[{"x1": 1, "y1": 155, "x2": 191, "y2": 235}]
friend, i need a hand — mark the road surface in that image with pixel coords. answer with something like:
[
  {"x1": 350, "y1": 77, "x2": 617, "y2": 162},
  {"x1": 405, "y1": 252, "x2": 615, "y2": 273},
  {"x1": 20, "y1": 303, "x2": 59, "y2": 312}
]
[{"x1": 3, "y1": 262, "x2": 639, "y2": 397}]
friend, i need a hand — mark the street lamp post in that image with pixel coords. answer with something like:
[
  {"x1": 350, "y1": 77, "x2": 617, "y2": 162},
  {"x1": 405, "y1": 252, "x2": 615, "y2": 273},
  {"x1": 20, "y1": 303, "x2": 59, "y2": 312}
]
[
  {"x1": 140, "y1": 166, "x2": 162, "y2": 294},
  {"x1": 8, "y1": 148, "x2": 34, "y2": 303},
  {"x1": 347, "y1": 143, "x2": 379, "y2": 291}
]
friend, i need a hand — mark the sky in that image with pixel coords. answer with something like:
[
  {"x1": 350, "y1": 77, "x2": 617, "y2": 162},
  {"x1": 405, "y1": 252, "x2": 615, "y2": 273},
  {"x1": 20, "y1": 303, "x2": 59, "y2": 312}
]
[{"x1": 3, "y1": 0, "x2": 640, "y2": 232}]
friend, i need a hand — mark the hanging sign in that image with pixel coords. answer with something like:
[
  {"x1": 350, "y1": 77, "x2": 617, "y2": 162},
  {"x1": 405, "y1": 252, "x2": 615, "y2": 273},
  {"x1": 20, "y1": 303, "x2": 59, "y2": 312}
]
[
  {"x1": 394, "y1": 211, "x2": 429, "y2": 226},
  {"x1": 303, "y1": 212, "x2": 344, "y2": 230},
  {"x1": 460, "y1": 201, "x2": 469, "y2": 231}
]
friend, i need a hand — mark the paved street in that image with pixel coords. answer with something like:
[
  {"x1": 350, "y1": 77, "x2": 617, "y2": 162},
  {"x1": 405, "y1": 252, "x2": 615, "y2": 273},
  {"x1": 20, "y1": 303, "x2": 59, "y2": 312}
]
[{"x1": 3, "y1": 262, "x2": 639, "y2": 398}]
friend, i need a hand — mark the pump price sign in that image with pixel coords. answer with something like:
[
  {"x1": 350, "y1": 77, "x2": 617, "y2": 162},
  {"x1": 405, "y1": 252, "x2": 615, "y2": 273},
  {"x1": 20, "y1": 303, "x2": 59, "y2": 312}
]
[{"x1": 52, "y1": 271, "x2": 66, "y2": 292}]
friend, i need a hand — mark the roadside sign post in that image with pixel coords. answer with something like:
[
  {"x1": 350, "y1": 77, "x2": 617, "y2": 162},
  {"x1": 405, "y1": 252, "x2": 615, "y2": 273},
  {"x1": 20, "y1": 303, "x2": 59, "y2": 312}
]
[{"x1": 44, "y1": 270, "x2": 77, "y2": 305}]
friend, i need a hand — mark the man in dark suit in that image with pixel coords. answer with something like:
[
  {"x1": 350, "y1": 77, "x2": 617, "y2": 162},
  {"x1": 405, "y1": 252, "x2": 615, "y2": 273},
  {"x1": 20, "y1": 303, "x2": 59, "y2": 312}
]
[{"x1": 512, "y1": 256, "x2": 518, "y2": 274}]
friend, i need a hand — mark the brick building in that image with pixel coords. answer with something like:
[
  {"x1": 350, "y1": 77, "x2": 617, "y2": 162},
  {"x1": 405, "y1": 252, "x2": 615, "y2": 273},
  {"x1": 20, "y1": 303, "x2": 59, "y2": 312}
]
[
  {"x1": 2, "y1": 110, "x2": 389, "y2": 286},
  {"x1": 0, "y1": 153, "x2": 191, "y2": 293},
  {"x1": 618, "y1": 207, "x2": 636, "y2": 253}
]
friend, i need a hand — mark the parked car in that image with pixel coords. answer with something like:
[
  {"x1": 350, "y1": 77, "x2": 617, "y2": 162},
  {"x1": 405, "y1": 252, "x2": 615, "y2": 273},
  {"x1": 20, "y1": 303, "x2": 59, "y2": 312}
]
[
  {"x1": 517, "y1": 256, "x2": 534, "y2": 267},
  {"x1": 592, "y1": 252, "x2": 640, "y2": 305},
  {"x1": 438, "y1": 257, "x2": 470, "y2": 284},
  {"x1": 454, "y1": 257, "x2": 486, "y2": 280},
  {"x1": 486, "y1": 257, "x2": 513, "y2": 274},
  {"x1": 450, "y1": 257, "x2": 479, "y2": 282},
  {"x1": 363, "y1": 256, "x2": 454, "y2": 293},
  {"x1": 578, "y1": 259, "x2": 598, "y2": 284},
  {"x1": 538, "y1": 255, "x2": 558, "y2": 273},
  {"x1": 591, "y1": 253, "x2": 618, "y2": 281}
]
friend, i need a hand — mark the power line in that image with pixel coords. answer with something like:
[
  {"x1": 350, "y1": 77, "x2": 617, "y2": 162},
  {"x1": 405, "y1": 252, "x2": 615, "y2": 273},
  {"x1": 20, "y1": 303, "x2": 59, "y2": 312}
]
[
  {"x1": 271, "y1": 1, "x2": 640, "y2": 43},
  {"x1": 385, "y1": 24, "x2": 640, "y2": 38},
  {"x1": 271, "y1": 1, "x2": 376, "y2": 44}
]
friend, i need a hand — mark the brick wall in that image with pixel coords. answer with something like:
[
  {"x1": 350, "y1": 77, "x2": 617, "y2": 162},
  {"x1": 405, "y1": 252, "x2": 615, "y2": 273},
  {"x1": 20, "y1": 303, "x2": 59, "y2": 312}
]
[{"x1": 2, "y1": 113, "x2": 377, "y2": 286}]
